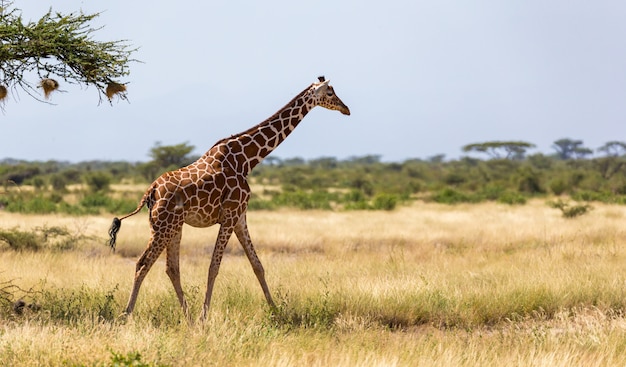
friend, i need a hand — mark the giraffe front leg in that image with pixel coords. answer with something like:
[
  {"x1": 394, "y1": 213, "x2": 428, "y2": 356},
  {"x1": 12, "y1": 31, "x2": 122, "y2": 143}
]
[
  {"x1": 201, "y1": 222, "x2": 235, "y2": 321},
  {"x1": 235, "y1": 216, "x2": 276, "y2": 310}
]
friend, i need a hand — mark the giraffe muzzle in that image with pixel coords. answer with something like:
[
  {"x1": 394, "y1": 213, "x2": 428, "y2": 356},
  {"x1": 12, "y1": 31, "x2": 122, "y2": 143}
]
[{"x1": 339, "y1": 103, "x2": 350, "y2": 116}]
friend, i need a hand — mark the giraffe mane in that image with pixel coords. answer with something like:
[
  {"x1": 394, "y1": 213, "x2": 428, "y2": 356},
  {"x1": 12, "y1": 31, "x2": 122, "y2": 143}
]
[{"x1": 213, "y1": 83, "x2": 313, "y2": 146}]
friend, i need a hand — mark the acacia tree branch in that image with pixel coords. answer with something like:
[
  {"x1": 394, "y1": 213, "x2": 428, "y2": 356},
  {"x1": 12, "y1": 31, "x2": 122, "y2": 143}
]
[{"x1": 0, "y1": 4, "x2": 137, "y2": 105}]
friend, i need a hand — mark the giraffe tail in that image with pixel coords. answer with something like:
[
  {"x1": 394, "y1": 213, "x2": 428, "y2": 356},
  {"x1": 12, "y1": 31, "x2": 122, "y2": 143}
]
[
  {"x1": 108, "y1": 217, "x2": 122, "y2": 251},
  {"x1": 108, "y1": 186, "x2": 154, "y2": 251}
]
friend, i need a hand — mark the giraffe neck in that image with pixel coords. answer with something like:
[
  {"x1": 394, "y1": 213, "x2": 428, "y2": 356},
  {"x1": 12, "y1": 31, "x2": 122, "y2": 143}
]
[{"x1": 216, "y1": 84, "x2": 316, "y2": 175}]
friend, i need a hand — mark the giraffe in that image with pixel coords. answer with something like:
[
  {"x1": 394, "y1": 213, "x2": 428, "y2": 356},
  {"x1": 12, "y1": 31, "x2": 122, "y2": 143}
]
[{"x1": 108, "y1": 76, "x2": 350, "y2": 319}]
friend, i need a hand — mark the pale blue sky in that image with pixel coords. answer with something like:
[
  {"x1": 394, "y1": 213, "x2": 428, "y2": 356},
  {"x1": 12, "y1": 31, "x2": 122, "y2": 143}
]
[{"x1": 2, "y1": 1, "x2": 625, "y2": 162}]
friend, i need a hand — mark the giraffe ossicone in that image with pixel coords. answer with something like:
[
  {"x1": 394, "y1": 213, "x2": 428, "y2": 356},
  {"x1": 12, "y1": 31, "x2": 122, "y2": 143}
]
[{"x1": 108, "y1": 77, "x2": 350, "y2": 319}]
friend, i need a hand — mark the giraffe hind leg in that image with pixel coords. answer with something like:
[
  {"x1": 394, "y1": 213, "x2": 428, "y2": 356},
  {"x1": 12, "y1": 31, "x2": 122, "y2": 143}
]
[
  {"x1": 165, "y1": 230, "x2": 190, "y2": 320},
  {"x1": 124, "y1": 232, "x2": 169, "y2": 315},
  {"x1": 201, "y1": 221, "x2": 238, "y2": 321}
]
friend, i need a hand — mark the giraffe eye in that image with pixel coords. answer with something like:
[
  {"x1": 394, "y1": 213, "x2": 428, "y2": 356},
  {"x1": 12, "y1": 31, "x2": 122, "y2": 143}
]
[{"x1": 326, "y1": 90, "x2": 333, "y2": 97}]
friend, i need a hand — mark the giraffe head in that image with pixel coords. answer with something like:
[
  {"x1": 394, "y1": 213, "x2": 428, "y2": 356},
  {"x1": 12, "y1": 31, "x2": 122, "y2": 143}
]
[{"x1": 311, "y1": 76, "x2": 350, "y2": 116}]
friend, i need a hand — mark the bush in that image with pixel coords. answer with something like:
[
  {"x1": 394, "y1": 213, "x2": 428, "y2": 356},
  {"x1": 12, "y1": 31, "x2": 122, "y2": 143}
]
[
  {"x1": 101, "y1": 351, "x2": 170, "y2": 367},
  {"x1": 79, "y1": 192, "x2": 138, "y2": 214},
  {"x1": 37, "y1": 285, "x2": 119, "y2": 323},
  {"x1": 0, "y1": 227, "x2": 41, "y2": 251},
  {"x1": 5, "y1": 194, "x2": 57, "y2": 214},
  {"x1": 430, "y1": 188, "x2": 476, "y2": 204},
  {"x1": 270, "y1": 190, "x2": 334, "y2": 210},
  {"x1": 105, "y1": 197, "x2": 139, "y2": 214},
  {"x1": 371, "y1": 193, "x2": 398, "y2": 210},
  {"x1": 0, "y1": 225, "x2": 88, "y2": 252},
  {"x1": 547, "y1": 199, "x2": 592, "y2": 218},
  {"x1": 247, "y1": 199, "x2": 277, "y2": 210},
  {"x1": 515, "y1": 167, "x2": 544, "y2": 194},
  {"x1": 31, "y1": 177, "x2": 46, "y2": 190},
  {"x1": 49, "y1": 173, "x2": 68, "y2": 192},
  {"x1": 479, "y1": 184, "x2": 506, "y2": 201},
  {"x1": 548, "y1": 178, "x2": 568, "y2": 196},
  {"x1": 341, "y1": 189, "x2": 370, "y2": 210},
  {"x1": 497, "y1": 191, "x2": 527, "y2": 205},
  {"x1": 343, "y1": 201, "x2": 371, "y2": 210},
  {"x1": 83, "y1": 172, "x2": 112, "y2": 193},
  {"x1": 80, "y1": 192, "x2": 111, "y2": 207}
]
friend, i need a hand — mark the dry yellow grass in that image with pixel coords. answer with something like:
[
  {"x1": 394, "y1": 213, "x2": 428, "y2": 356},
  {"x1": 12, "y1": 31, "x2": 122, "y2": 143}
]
[{"x1": 1, "y1": 200, "x2": 626, "y2": 366}]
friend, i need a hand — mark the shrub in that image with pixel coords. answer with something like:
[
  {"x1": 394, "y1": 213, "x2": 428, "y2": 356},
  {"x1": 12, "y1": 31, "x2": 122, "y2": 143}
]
[
  {"x1": 515, "y1": 167, "x2": 544, "y2": 194},
  {"x1": 57, "y1": 201, "x2": 92, "y2": 215},
  {"x1": 430, "y1": 188, "x2": 475, "y2": 204},
  {"x1": 0, "y1": 227, "x2": 41, "y2": 251},
  {"x1": 443, "y1": 172, "x2": 466, "y2": 186},
  {"x1": 80, "y1": 192, "x2": 111, "y2": 207},
  {"x1": 5, "y1": 194, "x2": 57, "y2": 214},
  {"x1": 371, "y1": 193, "x2": 398, "y2": 210},
  {"x1": 497, "y1": 191, "x2": 527, "y2": 205},
  {"x1": 31, "y1": 177, "x2": 46, "y2": 190},
  {"x1": 49, "y1": 173, "x2": 68, "y2": 192},
  {"x1": 479, "y1": 184, "x2": 506, "y2": 201},
  {"x1": 343, "y1": 189, "x2": 367, "y2": 203},
  {"x1": 571, "y1": 190, "x2": 611, "y2": 203},
  {"x1": 247, "y1": 199, "x2": 277, "y2": 210},
  {"x1": 37, "y1": 285, "x2": 119, "y2": 323},
  {"x1": 548, "y1": 178, "x2": 568, "y2": 196},
  {"x1": 348, "y1": 176, "x2": 374, "y2": 196},
  {"x1": 79, "y1": 192, "x2": 137, "y2": 214},
  {"x1": 105, "y1": 197, "x2": 139, "y2": 214},
  {"x1": 97, "y1": 351, "x2": 170, "y2": 367},
  {"x1": 341, "y1": 189, "x2": 370, "y2": 210},
  {"x1": 271, "y1": 190, "x2": 334, "y2": 210},
  {"x1": 83, "y1": 172, "x2": 112, "y2": 193},
  {"x1": 0, "y1": 225, "x2": 88, "y2": 252},
  {"x1": 343, "y1": 201, "x2": 371, "y2": 210},
  {"x1": 547, "y1": 199, "x2": 592, "y2": 218}
]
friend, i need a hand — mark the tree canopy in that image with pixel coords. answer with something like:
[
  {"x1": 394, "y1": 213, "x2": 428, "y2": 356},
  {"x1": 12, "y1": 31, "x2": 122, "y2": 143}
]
[
  {"x1": 462, "y1": 141, "x2": 536, "y2": 160},
  {"x1": 552, "y1": 138, "x2": 593, "y2": 160},
  {"x1": 0, "y1": 2, "x2": 136, "y2": 105},
  {"x1": 148, "y1": 142, "x2": 196, "y2": 168},
  {"x1": 597, "y1": 141, "x2": 626, "y2": 157}
]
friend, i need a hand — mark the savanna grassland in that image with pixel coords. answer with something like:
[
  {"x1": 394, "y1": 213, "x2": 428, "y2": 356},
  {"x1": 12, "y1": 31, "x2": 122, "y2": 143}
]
[{"x1": 1, "y1": 200, "x2": 626, "y2": 366}]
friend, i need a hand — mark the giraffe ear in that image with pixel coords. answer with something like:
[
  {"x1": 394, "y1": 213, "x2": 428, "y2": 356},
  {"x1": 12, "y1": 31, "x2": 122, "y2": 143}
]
[{"x1": 313, "y1": 79, "x2": 330, "y2": 95}]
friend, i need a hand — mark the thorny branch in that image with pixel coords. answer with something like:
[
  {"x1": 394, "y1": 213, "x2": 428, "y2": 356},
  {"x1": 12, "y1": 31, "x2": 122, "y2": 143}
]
[
  {"x1": 0, "y1": 274, "x2": 40, "y2": 314},
  {"x1": 0, "y1": 2, "x2": 137, "y2": 105}
]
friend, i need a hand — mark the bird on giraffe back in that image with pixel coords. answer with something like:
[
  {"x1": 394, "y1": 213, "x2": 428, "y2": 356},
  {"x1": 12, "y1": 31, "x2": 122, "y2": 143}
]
[{"x1": 108, "y1": 76, "x2": 350, "y2": 320}]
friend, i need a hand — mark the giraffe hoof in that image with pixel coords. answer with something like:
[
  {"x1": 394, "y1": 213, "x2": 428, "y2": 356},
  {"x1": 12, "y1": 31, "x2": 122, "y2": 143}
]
[{"x1": 116, "y1": 312, "x2": 132, "y2": 324}]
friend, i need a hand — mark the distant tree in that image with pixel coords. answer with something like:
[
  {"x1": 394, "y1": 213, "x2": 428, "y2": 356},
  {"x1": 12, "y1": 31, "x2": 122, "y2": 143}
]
[
  {"x1": 593, "y1": 142, "x2": 626, "y2": 180},
  {"x1": 282, "y1": 157, "x2": 306, "y2": 166},
  {"x1": 574, "y1": 147, "x2": 593, "y2": 159},
  {"x1": 148, "y1": 142, "x2": 195, "y2": 169},
  {"x1": 552, "y1": 139, "x2": 592, "y2": 160},
  {"x1": 347, "y1": 155, "x2": 382, "y2": 165},
  {"x1": 309, "y1": 157, "x2": 338, "y2": 169},
  {"x1": 138, "y1": 142, "x2": 196, "y2": 181},
  {"x1": 593, "y1": 156, "x2": 626, "y2": 180},
  {"x1": 597, "y1": 141, "x2": 626, "y2": 157},
  {"x1": 0, "y1": 2, "x2": 136, "y2": 105},
  {"x1": 462, "y1": 141, "x2": 535, "y2": 160},
  {"x1": 427, "y1": 154, "x2": 445, "y2": 163},
  {"x1": 263, "y1": 156, "x2": 282, "y2": 166},
  {"x1": 0, "y1": 164, "x2": 40, "y2": 184}
]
